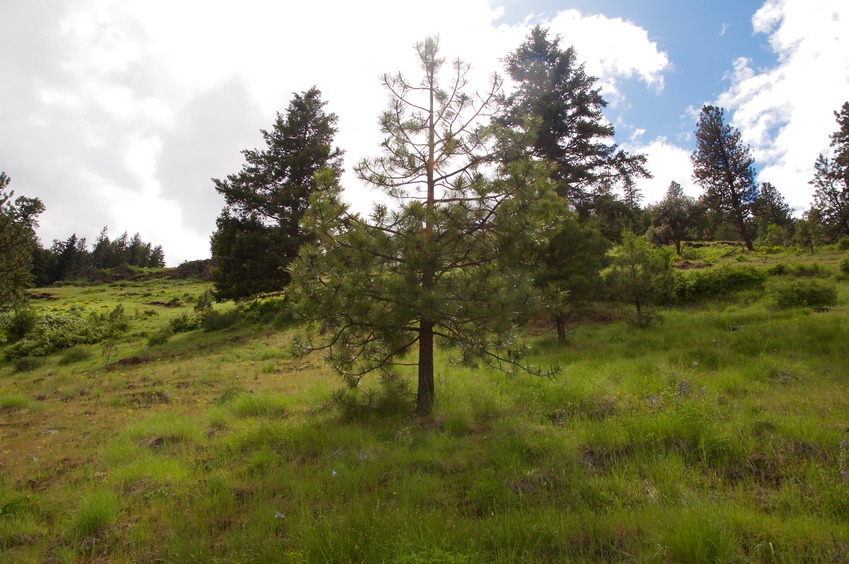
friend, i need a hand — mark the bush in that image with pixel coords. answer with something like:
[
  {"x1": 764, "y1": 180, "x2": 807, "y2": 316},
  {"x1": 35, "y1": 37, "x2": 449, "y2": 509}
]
[
  {"x1": 838, "y1": 238, "x2": 849, "y2": 250},
  {"x1": 4, "y1": 313, "x2": 112, "y2": 360},
  {"x1": 839, "y1": 257, "x2": 849, "y2": 276},
  {"x1": 242, "y1": 293, "x2": 288, "y2": 325},
  {"x1": 673, "y1": 265, "x2": 766, "y2": 302},
  {"x1": 201, "y1": 309, "x2": 241, "y2": 332},
  {"x1": 169, "y1": 312, "x2": 200, "y2": 333},
  {"x1": 768, "y1": 262, "x2": 825, "y2": 277},
  {"x1": 59, "y1": 347, "x2": 93, "y2": 365},
  {"x1": 1, "y1": 303, "x2": 39, "y2": 342},
  {"x1": 147, "y1": 329, "x2": 172, "y2": 347},
  {"x1": 766, "y1": 278, "x2": 839, "y2": 308},
  {"x1": 13, "y1": 357, "x2": 44, "y2": 372}
]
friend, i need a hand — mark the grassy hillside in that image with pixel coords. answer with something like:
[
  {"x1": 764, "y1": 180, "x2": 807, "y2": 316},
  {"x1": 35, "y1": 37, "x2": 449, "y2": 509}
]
[{"x1": 1, "y1": 247, "x2": 849, "y2": 562}]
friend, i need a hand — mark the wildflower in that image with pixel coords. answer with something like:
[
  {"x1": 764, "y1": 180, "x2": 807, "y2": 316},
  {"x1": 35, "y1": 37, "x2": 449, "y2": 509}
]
[
  {"x1": 649, "y1": 396, "x2": 655, "y2": 408},
  {"x1": 275, "y1": 511, "x2": 285, "y2": 520},
  {"x1": 331, "y1": 470, "x2": 337, "y2": 477}
]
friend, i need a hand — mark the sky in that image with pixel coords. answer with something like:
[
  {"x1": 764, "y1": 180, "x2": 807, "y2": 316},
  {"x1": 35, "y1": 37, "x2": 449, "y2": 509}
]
[{"x1": 2, "y1": 0, "x2": 848, "y2": 265}]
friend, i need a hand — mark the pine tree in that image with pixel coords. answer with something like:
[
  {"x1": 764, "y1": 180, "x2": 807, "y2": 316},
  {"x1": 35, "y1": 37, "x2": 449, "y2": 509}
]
[
  {"x1": 211, "y1": 87, "x2": 342, "y2": 300},
  {"x1": 290, "y1": 38, "x2": 555, "y2": 416},
  {"x1": 501, "y1": 26, "x2": 649, "y2": 213},
  {"x1": 646, "y1": 181, "x2": 703, "y2": 255},
  {"x1": 533, "y1": 208, "x2": 609, "y2": 343},
  {"x1": 751, "y1": 182, "x2": 793, "y2": 245},
  {"x1": 691, "y1": 105, "x2": 757, "y2": 250},
  {"x1": 810, "y1": 102, "x2": 849, "y2": 238},
  {"x1": 0, "y1": 172, "x2": 45, "y2": 306}
]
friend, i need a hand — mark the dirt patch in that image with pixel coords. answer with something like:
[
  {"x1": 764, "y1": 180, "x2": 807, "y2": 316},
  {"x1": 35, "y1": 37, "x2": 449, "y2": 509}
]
[
  {"x1": 124, "y1": 390, "x2": 171, "y2": 407},
  {"x1": 146, "y1": 298, "x2": 183, "y2": 307},
  {"x1": 24, "y1": 291, "x2": 57, "y2": 300},
  {"x1": 107, "y1": 356, "x2": 154, "y2": 370},
  {"x1": 674, "y1": 261, "x2": 712, "y2": 270}
]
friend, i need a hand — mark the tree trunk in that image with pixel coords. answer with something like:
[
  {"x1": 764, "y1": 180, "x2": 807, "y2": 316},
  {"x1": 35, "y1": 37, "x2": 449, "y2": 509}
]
[
  {"x1": 734, "y1": 209, "x2": 754, "y2": 251},
  {"x1": 675, "y1": 239, "x2": 682, "y2": 257},
  {"x1": 417, "y1": 319, "x2": 435, "y2": 416},
  {"x1": 556, "y1": 318, "x2": 566, "y2": 344},
  {"x1": 635, "y1": 297, "x2": 642, "y2": 324},
  {"x1": 416, "y1": 53, "x2": 437, "y2": 418}
]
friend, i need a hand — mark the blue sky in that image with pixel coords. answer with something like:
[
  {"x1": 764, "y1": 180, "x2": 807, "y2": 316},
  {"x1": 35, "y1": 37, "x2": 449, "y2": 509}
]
[
  {"x1": 2, "y1": 0, "x2": 848, "y2": 264},
  {"x1": 497, "y1": 0, "x2": 780, "y2": 166}
]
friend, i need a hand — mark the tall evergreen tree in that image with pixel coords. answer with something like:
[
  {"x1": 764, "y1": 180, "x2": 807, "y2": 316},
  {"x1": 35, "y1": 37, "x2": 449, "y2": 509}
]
[
  {"x1": 810, "y1": 102, "x2": 849, "y2": 238},
  {"x1": 290, "y1": 38, "x2": 555, "y2": 416},
  {"x1": 0, "y1": 172, "x2": 45, "y2": 307},
  {"x1": 501, "y1": 25, "x2": 650, "y2": 213},
  {"x1": 691, "y1": 105, "x2": 757, "y2": 251},
  {"x1": 211, "y1": 87, "x2": 343, "y2": 300}
]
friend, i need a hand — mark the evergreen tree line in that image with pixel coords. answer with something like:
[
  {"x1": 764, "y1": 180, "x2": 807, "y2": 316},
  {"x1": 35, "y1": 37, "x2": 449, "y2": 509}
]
[
  {"x1": 0, "y1": 173, "x2": 167, "y2": 300},
  {"x1": 209, "y1": 27, "x2": 849, "y2": 414},
  {"x1": 32, "y1": 227, "x2": 166, "y2": 285}
]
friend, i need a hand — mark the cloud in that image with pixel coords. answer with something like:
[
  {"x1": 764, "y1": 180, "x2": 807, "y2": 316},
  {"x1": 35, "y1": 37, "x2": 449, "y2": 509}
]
[
  {"x1": 627, "y1": 137, "x2": 698, "y2": 205},
  {"x1": 543, "y1": 10, "x2": 670, "y2": 101},
  {"x1": 717, "y1": 0, "x2": 849, "y2": 213},
  {"x1": 2, "y1": 1, "x2": 669, "y2": 264}
]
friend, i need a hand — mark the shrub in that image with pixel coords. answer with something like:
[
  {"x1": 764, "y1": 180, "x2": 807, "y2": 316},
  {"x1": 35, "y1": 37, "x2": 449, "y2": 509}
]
[
  {"x1": 13, "y1": 357, "x2": 44, "y2": 372},
  {"x1": 1, "y1": 303, "x2": 39, "y2": 342},
  {"x1": 838, "y1": 238, "x2": 849, "y2": 250},
  {"x1": 767, "y1": 278, "x2": 839, "y2": 308},
  {"x1": 201, "y1": 309, "x2": 241, "y2": 332},
  {"x1": 147, "y1": 329, "x2": 172, "y2": 347},
  {"x1": 839, "y1": 257, "x2": 849, "y2": 276},
  {"x1": 59, "y1": 347, "x2": 93, "y2": 365},
  {"x1": 767, "y1": 263, "x2": 787, "y2": 276},
  {"x1": 768, "y1": 262, "x2": 825, "y2": 277},
  {"x1": 4, "y1": 313, "x2": 109, "y2": 360},
  {"x1": 674, "y1": 264, "x2": 766, "y2": 301},
  {"x1": 169, "y1": 312, "x2": 200, "y2": 333},
  {"x1": 242, "y1": 293, "x2": 288, "y2": 325},
  {"x1": 194, "y1": 290, "x2": 214, "y2": 315}
]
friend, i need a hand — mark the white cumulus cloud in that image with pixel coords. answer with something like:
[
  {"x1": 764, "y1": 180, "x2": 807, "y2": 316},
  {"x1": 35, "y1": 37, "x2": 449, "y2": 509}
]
[{"x1": 717, "y1": 0, "x2": 849, "y2": 213}]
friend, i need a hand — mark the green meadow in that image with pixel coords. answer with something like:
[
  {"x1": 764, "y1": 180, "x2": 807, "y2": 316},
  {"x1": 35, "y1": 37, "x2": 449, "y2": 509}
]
[{"x1": 1, "y1": 247, "x2": 849, "y2": 562}]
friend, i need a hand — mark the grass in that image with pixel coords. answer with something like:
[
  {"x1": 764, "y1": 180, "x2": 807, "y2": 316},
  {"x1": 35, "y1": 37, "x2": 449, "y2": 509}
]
[{"x1": 0, "y1": 246, "x2": 848, "y2": 561}]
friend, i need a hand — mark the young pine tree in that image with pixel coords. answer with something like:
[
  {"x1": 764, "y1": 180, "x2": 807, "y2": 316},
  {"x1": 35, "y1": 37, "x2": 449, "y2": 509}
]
[{"x1": 289, "y1": 38, "x2": 556, "y2": 416}]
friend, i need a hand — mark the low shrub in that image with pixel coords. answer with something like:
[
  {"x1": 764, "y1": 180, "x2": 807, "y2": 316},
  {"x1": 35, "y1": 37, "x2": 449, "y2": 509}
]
[
  {"x1": 242, "y1": 293, "x2": 288, "y2": 325},
  {"x1": 673, "y1": 264, "x2": 766, "y2": 302},
  {"x1": 59, "y1": 347, "x2": 93, "y2": 365},
  {"x1": 766, "y1": 278, "x2": 839, "y2": 308},
  {"x1": 768, "y1": 262, "x2": 825, "y2": 277},
  {"x1": 169, "y1": 312, "x2": 200, "y2": 333},
  {"x1": 147, "y1": 329, "x2": 172, "y2": 347},
  {"x1": 13, "y1": 357, "x2": 44, "y2": 372},
  {"x1": 1, "y1": 303, "x2": 39, "y2": 343},
  {"x1": 839, "y1": 257, "x2": 849, "y2": 276},
  {"x1": 201, "y1": 309, "x2": 241, "y2": 332},
  {"x1": 4, "y1": 313, "x2": 113, "y2": 360}
]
